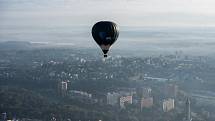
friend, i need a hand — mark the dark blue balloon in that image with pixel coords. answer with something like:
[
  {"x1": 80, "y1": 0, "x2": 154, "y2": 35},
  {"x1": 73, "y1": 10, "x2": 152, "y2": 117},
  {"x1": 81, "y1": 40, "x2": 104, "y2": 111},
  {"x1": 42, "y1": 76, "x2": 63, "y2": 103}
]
[{"x1": 92, "y1": 21, "x2": 119, "y2": 57}]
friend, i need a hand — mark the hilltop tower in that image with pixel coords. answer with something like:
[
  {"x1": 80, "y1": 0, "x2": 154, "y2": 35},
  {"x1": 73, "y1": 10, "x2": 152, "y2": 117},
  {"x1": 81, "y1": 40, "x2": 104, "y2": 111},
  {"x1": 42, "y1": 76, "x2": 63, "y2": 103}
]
[{"x1": 185, "y1": 98, "x2": 192, "y2": 121}]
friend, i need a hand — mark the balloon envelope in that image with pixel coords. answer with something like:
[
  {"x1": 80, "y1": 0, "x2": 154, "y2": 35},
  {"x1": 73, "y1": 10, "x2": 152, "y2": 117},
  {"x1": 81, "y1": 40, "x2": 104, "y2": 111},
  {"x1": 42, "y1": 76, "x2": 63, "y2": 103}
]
[{"x1": 92, "y1": 21, "x2": 119, "y2": 57}]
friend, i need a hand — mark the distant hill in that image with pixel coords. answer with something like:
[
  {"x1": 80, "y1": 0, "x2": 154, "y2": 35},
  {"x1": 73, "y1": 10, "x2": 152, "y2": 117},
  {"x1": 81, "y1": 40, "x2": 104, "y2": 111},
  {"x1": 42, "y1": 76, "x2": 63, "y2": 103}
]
[{"x1": 0, "y1": 41, "x2": 33, "y2": 50}]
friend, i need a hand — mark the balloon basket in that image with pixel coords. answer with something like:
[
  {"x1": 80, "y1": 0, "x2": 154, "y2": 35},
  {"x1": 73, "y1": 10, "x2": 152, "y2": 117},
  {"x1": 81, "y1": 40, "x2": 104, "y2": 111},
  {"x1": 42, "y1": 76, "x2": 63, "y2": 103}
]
[{"x1": 104, "y1": 54, "x2": 108, "y2": 58}]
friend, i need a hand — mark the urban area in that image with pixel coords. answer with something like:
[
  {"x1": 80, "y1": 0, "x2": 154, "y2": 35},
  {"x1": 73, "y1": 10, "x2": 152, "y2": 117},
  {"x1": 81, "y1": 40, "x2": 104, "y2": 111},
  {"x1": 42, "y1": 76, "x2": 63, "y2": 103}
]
[{"x1": 1, "y1": 42, "x2": 215, "y2": 121}]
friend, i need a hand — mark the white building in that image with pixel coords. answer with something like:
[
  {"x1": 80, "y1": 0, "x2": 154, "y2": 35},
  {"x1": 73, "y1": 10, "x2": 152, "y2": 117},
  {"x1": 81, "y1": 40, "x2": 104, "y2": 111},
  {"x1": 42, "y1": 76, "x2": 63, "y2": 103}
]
[
  {"x1": 163, "y1": 98, "x2": 175, "y2": 112},
  {"x1": 61, "y1": 81, "x2": 68, "y2": 91},
  {"x1": 107, "y1": 92, "x2": 120, "y2": 106},
  {"x1": 58, "y1": 80, "x2": 68, "y2": 97},
  {"x1": 119, "y1": 95, "x2": 132, "y2": 109}
]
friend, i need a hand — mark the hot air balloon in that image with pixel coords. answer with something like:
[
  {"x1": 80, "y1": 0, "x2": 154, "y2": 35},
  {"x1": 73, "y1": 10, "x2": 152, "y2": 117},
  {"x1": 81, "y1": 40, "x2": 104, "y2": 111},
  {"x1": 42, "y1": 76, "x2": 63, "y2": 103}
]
[{"x1": 92, "y1": 21, "x2": 119, "y2": 57}]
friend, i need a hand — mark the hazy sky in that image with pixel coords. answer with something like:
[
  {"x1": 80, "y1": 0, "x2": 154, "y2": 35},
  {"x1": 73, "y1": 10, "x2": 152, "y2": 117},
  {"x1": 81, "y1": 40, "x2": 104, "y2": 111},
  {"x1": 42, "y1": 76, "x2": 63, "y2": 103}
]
[{"x1": 1, "y1": 0, "x2": 215, "y2": 27}]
